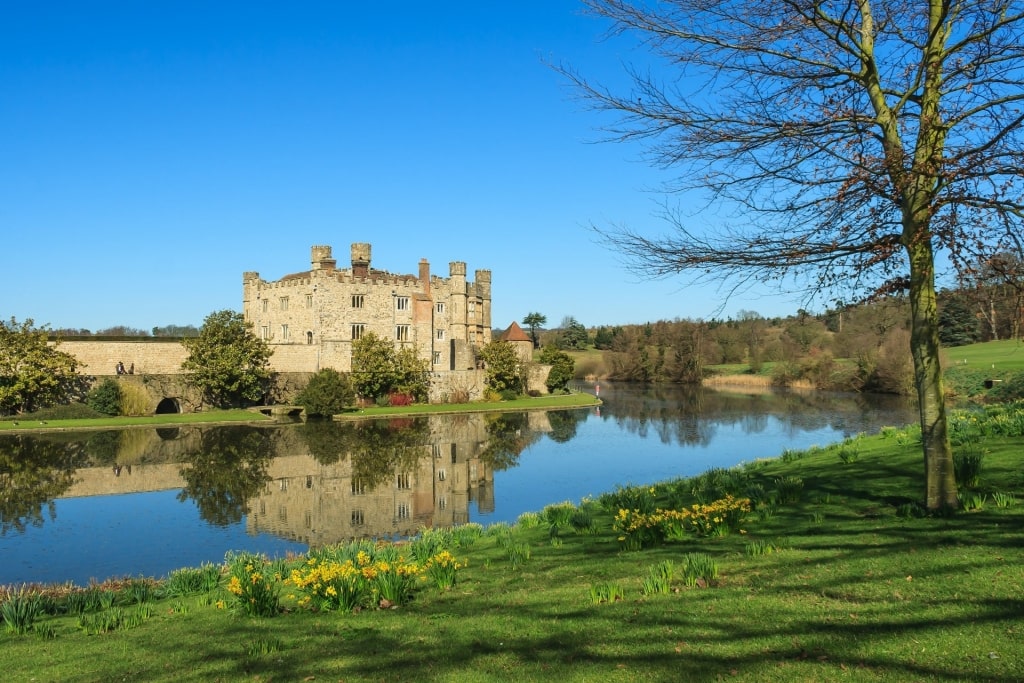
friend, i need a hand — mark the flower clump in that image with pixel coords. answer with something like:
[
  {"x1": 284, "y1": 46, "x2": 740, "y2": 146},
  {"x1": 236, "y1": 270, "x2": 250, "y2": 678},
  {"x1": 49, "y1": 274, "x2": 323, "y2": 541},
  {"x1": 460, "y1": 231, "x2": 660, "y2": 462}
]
[
  {"x1": 225, "y1": 553, "x2": 281, "y2": 617},
  {"x1": 613, "y1": 495, "x2": 751, "y2": 550},
  {"x1": 287, "y1": 549, "x2": 462, "y2": 612}
]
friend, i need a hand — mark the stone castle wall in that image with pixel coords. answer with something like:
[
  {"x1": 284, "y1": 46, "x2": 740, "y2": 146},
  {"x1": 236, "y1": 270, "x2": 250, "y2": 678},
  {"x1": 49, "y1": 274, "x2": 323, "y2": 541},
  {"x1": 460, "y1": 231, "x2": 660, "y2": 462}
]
[{"x1": 60, "y1": 340, "x2": 190, "y2": 376}]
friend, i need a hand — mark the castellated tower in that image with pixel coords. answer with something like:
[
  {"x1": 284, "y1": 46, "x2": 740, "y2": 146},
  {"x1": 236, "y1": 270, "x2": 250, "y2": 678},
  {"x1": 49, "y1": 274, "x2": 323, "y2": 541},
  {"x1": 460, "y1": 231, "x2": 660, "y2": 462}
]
[
  {"x1": 351, "y1": 243, "x2": 371, "y2": 278},
  {"x1": 311, "y1": 245, "x2": 336, "y2": 271},
  {"x1": 475, "y1": 269, "x2": 492, "y2": 342}
]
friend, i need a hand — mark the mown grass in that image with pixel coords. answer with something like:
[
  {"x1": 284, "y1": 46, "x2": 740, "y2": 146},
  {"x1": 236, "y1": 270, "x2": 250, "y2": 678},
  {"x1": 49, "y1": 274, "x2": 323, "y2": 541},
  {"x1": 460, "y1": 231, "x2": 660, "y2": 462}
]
[
  {"x1": 0, "y1": 409, "x2": 272, "y2": 432},
  {"x1": 943, "y1": 338, "x2": 1024, "y2": 371},
  {"x1": 340, "y1": 392, "x2": 600, "y2": 420},
  {"x1": 0, "y1": 394, "x2": 600, "y2": 432},
  {"x1": 3, "y1": 405, "x2": 1023, "y2": 682}
]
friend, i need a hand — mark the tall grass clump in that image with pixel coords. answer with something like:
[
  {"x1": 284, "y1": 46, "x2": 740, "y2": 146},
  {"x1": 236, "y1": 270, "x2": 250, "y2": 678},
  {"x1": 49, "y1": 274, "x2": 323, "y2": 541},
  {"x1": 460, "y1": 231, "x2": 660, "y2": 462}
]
[
  {"x1": 689, "y1": 467, "x2": 751, "y2": 503},
  {"x1": 640, "y1": 561, "x2": 675, "y2": 596},
  {"x1": 164, "y1": 563, "x2": 222, "y2": 597},
  {"x1": 953, "y1": 447, "x2": 985, "y2": 488},
  {"x1": 119, "y1": 381, "x2": 152, "y2": 417},
  {"x1": 451, "y1": 523, "x2": 484, "y2": 547},
  {"x1": 680, "y1": 553, "x2": 719, "y2": 588},
  {"x1": 774, "y1": 476, "x2": 804, "y2": 504},
  {"x1": 599, "y1": 484, "x2": 657, "y2": 514},
  {"x1": 2, "y1": 587, "x2": 43, "y2": 635}
]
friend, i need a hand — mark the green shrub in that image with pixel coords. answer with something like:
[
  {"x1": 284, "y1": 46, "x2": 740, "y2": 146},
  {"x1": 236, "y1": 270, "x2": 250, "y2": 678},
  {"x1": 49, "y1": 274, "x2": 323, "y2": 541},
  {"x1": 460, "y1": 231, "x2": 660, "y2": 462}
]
[
  {"x1": 297, "y1": 368, "x2": 355, "y2": 417},
  {"x1": 18, "y1": 402, "x2": 105, "y2": 421},
  {"x1": 988, "y1": 374, "x2": 1024, "y2": 402},
  {"x1": 86, "y1": 379, "x2": 123, "y2": 416}
]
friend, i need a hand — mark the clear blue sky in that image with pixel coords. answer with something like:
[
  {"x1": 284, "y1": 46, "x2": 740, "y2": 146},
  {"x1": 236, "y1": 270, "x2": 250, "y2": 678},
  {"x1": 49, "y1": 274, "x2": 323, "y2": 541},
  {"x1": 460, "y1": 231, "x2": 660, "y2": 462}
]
[{"x1": 2, "y1": 1, "x2": 805, "y2": 334}]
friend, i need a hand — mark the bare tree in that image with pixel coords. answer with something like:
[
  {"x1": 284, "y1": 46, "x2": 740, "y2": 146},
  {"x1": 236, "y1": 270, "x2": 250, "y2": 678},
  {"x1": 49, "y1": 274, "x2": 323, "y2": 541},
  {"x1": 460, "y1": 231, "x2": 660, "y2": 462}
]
[{"x1": 563, "y1": 0, "x2": 1024, "y2": 509}]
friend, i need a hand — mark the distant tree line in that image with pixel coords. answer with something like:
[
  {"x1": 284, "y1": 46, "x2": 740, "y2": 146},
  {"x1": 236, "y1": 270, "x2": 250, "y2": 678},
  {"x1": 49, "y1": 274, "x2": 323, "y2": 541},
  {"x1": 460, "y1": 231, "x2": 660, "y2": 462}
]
[
  {"x1": 516, "y1": 262, "x2": 1022, "y2": 397},
  {"x1": 50, "y1": 324, "x2": 200, "y2": 337}
]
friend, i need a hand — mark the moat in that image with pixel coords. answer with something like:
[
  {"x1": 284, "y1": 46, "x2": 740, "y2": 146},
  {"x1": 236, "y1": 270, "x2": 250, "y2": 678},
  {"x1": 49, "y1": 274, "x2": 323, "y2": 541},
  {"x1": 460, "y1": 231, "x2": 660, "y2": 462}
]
[{"x1": 0, "y1": 383, "x2": 917, "y2": 586}]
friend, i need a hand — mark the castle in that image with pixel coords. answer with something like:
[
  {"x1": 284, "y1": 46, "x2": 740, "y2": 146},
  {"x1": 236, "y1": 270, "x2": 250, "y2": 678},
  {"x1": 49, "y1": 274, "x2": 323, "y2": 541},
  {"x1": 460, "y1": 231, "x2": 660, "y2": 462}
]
[
  {"x1": 55, "y1": 242, "x2": 509, "y2": 408},
  {"x1": 242, "y1": 243, "x2": 492, "y2": 376}
]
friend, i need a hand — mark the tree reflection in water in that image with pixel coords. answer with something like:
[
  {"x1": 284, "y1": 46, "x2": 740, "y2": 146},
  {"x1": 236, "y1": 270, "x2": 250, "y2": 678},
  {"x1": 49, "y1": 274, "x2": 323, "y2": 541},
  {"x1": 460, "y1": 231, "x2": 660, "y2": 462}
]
[
  {"x1": 0, "y1": 434, "x2": 81, "y2": 535},
  {"x1": 299, "y1": 417, "x2": 430, "y2": 491},
  {"x1": 177, "y1": 427, "x2": 276, "y2": 526}
]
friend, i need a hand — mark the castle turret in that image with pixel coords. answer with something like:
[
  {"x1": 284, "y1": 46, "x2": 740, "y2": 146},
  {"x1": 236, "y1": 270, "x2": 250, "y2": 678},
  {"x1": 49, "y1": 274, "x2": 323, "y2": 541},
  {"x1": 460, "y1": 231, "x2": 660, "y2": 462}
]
[
  {"x1": 351, "y1": 243, "x2": 371, "y2": 278},
  {"x1": 450, "y1": 261, "x2": 468, "y2": 341},
  {"x1": 311, "y1": 245, "x2": 336, "y2": 271},
  {"x1": 476, "y1": 269, "x2": 492, "y2": 341}
]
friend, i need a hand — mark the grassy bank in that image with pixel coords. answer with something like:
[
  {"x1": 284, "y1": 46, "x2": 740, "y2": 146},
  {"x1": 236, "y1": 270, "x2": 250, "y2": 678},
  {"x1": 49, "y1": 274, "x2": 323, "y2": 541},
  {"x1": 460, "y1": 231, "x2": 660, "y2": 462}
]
[
  {"x1": 0, "y1": 409, "x2": 272, "y2": 432},
  {"x1": 0, "y1": 393, "x2": 600, "y2": 433},
  {"x1": 3, "y1": 403, "x2": 1023, "y2": 682}
]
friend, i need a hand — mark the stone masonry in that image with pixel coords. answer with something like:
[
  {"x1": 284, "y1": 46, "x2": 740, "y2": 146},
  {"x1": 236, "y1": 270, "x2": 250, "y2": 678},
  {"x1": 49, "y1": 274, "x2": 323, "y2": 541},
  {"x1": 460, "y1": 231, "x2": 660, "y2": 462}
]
[{"x1": 242, "y1": 243, "x2": 492, "y2": 375}]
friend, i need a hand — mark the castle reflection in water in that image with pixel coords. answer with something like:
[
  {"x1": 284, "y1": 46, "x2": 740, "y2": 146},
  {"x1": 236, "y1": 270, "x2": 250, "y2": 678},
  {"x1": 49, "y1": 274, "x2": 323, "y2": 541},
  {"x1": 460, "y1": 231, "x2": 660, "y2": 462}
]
[{"x1": 45, "y1": 411, "x2": 560, "y2": 547}]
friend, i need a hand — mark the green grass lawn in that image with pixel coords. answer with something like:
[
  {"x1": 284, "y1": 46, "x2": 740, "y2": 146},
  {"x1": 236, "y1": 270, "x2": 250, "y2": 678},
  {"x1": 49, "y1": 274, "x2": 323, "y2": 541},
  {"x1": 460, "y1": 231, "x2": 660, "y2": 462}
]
[
  {"x1": 944, "y1": 338, "x2": 1024, "y2": 371},
  {"x1": 0, "y1": 409, "x2": 272, "y2": 432},
  {"x1": 3, "y1": 404, "x2": 1023, "y2": 682},
  {"x1": 0, "y1": 394, "x2": 600, "y2": 432}
]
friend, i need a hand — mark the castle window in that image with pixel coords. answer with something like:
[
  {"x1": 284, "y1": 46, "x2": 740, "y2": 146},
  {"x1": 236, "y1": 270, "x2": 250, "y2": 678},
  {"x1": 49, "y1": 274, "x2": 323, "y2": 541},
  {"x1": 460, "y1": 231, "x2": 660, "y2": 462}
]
[
  {"x1": 351, "y1": 478, "x2": 367, "y2": 495},
  {"x1": 261, "y1": 299, "x2": 268, "y2": 313},
  {"x1": 306, "y1": 294, "x2": 313, "y2": 308},
  {"x1": 436, "y1": 329, "x2": 445, "y2": 340},
  {"x1": 396, "y1": 473, "x2": 411, "y2": 490},
  {"x1": 438, "y1": 496, "x2": 447, "y2": 511},
  {"x1": 433, "y1": 351, "x2": 441, "y2": 365},
  {"x1": 396, "y1": 325, "x2": 410, "y2": 342},
  {"x1": 351, "y1": 509, "x2": 364, "y2": 526},
  {"x1": 436, "y1": 302, "x2": 445, "y2": 314},
  {"x1": 260, "y1": 326, "x2": 269, "y2": 340},
  {"x1": 304, "y1": 511, "x2": 312, "y2": 529},
  {"x1": 351, "y1": 323, "x2": 365, "y2": 340},
  {"x1": 438, "y1": 469, "x2": 446, "y2": 482},
  {"x1": 351, "y1": 294, "x2": 364, "y2": 309},
  {"x1": 281, "y1": 324, "x2": 289, "y2": 340},
  {"x1": 397, "y1": 503, "x2": 410, "y2": 520},
  {"x1": 396, "y1": 296, "x2": 410, "y2": 311},
  {"x1": 306, "y1": 331, "x2": 313, "y2": 345},
  {"x1": 280, "y1": 297, "x2": 289, "y2": 311},
  {"x1": 468, "y1": 301, "x2": 476, "y2": 318}
]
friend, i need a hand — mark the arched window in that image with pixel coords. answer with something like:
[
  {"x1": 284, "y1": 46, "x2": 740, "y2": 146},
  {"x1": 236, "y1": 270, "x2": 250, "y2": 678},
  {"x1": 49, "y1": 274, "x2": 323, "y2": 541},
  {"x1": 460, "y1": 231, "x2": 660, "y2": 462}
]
[{"x1": 306, "y1": 331, "x2": 313, "y2": 345}]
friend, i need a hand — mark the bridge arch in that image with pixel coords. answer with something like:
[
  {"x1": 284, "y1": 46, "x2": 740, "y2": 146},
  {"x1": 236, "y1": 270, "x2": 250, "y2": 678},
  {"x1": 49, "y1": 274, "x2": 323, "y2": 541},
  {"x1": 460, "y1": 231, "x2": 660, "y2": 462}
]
[{"x1": 155, "y1": 397, "x2": 181, "y2": 414}]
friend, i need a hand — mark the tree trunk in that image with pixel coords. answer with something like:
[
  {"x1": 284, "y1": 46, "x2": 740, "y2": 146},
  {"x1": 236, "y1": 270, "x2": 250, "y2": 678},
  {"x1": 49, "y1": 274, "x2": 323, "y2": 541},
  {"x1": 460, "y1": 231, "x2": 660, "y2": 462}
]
[{"x1": 906, "y1": 237, "x2": 958, "y2": 510}]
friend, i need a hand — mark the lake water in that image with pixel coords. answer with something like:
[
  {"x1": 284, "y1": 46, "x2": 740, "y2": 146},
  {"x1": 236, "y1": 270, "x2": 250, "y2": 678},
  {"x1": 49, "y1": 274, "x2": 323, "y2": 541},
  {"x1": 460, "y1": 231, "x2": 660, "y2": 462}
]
[{"x1": 0, "y1": 383, "x2": 916, "y2": 586}]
